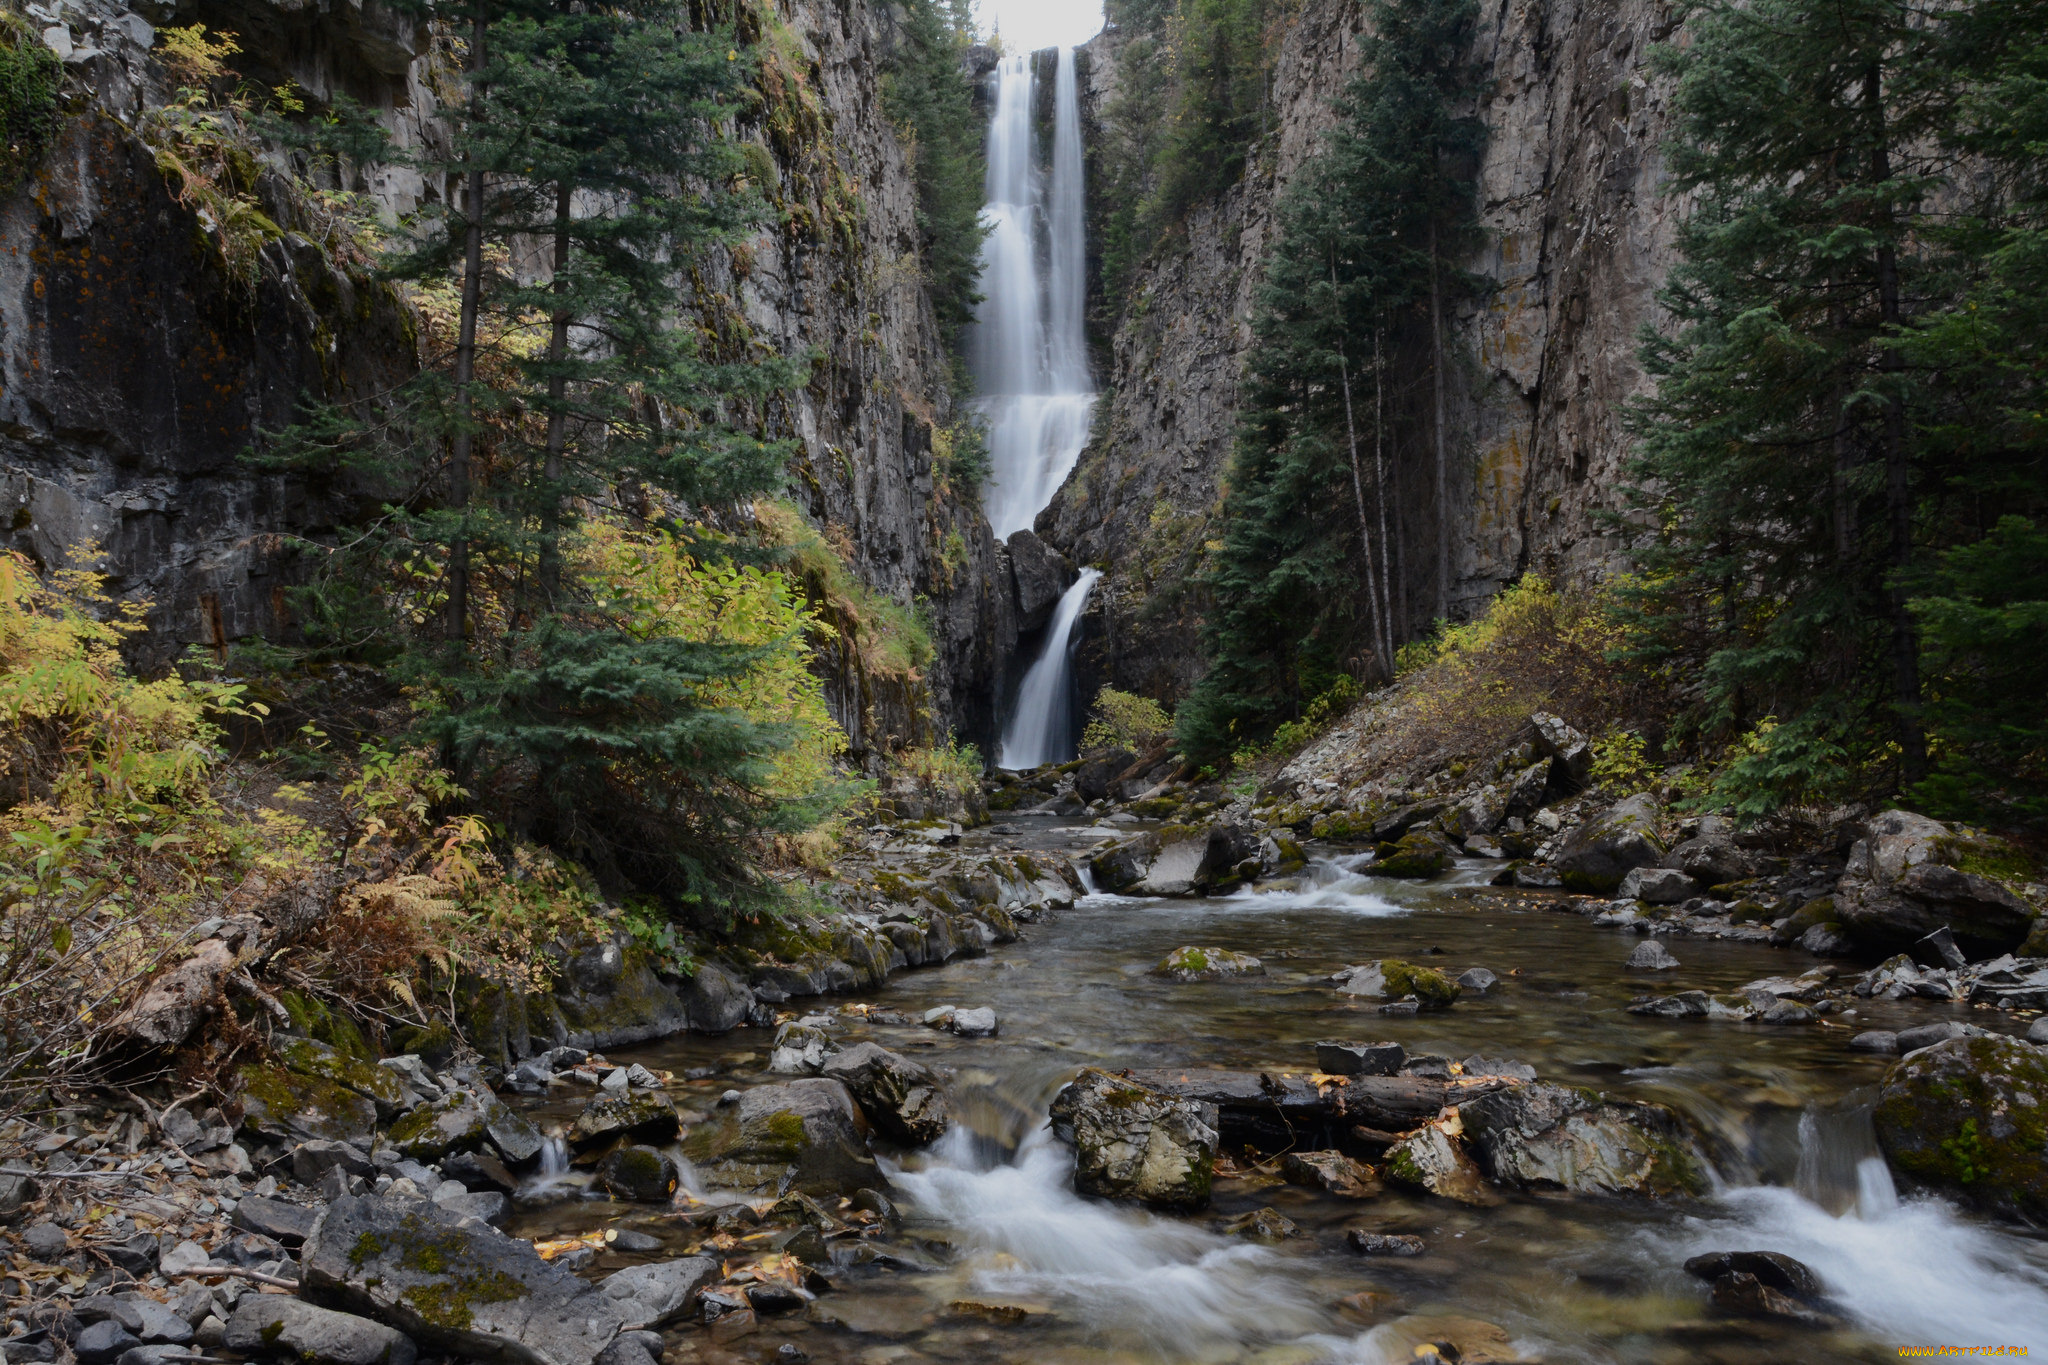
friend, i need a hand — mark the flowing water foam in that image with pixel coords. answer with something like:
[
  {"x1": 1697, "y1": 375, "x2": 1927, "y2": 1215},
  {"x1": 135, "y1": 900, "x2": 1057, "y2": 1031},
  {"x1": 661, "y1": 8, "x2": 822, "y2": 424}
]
[{"x1": 893, "y1": 1127, "x2": 1326, "y2": 1357}]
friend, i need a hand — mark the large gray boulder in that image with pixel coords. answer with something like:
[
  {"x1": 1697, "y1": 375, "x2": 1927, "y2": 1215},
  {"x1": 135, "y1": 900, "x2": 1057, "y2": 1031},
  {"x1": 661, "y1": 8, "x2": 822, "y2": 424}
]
[
  {"x1": 1074, "y1": 749, "x2": 1136, "y2": 803},
  {"x1": 678, "y1": 962, "x2": 755, "y2": 1034},
  {"x1": 1459, "y1": 1083, "x2": 1706, "y2": 1197},
  {"x1": 568, "y1": 1093, "x2": 680, "y2": 1151},
  {"x1": 1835, "y1": 810, "x2": 2035, "y2": 956},
  {"x1": 1873, "y1": 1035, "x2": 2048, "y2": 1222},
  {"x1": 384, "y1": 1089, "x2": 541, "y2": 1166},
  {"x1": 226, "y1": 1298, "x2": 415, "y2": 1365},
  {"x1": 596, "y1": 1258, "x2": 719, "y2": 1329},
  {"x1": 1554, "y1": 794, "x2": 1665, "y2": 894},
  {"x1": 819, "y1": 1043, "x2": 949, "y2": 1146},
  {"x1": 1664, "y1": 833, "x2": 1757, "y2": 887},
  {"x1": 1531, "y1": 713, "x2": 1592, "y2": 791},
  {"x1": 681, "y1": 1079, "x2": 878, "y2": 1195},
  {"x1": 301, "y1": 1193, "x2": 626, "y2": 1365},
  {"x1": 1048, "y1": 1068, "x2": 1218, "y2": 1211},
  {"x1": 1131, "y1": 824, "x2": 1262, "y2": 896},
  {"x1": 1007, "y1": 529, "x2": 1071, "y2": 633}
]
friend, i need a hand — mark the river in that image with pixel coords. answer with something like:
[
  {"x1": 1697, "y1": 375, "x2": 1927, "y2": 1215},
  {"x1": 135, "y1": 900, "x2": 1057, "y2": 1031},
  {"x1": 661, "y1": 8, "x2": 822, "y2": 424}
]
[{"x1": 510, "y1": 817, "x2": 2048, "y2": 1363}]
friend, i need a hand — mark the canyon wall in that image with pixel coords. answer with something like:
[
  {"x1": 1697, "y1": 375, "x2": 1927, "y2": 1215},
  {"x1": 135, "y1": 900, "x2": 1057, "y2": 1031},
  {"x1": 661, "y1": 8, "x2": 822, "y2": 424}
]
[
  {"x1": 1046, "y1": 0, "x2": 1681, "y2": 702},
  {"x1": 0, "y1": 0, "x2": 1020, "y2": 759}
]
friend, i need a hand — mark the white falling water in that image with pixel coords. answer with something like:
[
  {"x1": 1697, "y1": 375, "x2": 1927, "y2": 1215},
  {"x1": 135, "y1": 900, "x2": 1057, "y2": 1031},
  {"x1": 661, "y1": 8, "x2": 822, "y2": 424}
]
[
  {"x1": 978, "y1": 49, "x2": 1098, "y2": 767},
  {"x1": 999, "y1": 569, "x2": 1099, "y2": 768},
  {"x1": 972, "y1": 48, "x2": 1095, "y2": 541}
]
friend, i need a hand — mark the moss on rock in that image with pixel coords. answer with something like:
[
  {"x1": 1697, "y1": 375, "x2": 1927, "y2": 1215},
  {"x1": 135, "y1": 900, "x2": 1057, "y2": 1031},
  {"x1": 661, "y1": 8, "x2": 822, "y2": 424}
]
[{"x1": 1874, "y1": 1034, "x2": 2048, "y2": 1222}]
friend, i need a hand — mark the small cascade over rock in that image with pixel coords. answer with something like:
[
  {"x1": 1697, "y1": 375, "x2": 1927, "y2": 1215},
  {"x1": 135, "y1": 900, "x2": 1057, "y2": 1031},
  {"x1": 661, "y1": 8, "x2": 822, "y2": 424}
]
[{"x1": 1000, "y1": 569, "x2": 1099, "y2": 768}]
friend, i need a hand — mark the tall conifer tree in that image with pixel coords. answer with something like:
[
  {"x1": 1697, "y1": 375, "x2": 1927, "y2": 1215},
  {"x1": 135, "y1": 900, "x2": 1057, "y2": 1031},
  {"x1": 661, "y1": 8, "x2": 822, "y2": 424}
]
[{"x1": 1176, "y1": 0, "x2": 1480, "y2": 764}]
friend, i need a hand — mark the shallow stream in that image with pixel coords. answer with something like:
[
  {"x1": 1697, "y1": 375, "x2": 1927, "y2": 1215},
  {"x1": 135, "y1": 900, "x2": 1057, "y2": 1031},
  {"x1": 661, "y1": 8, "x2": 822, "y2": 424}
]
[{"x1": 512, "y1": 820, "x2": 2048, "y2": 1364}]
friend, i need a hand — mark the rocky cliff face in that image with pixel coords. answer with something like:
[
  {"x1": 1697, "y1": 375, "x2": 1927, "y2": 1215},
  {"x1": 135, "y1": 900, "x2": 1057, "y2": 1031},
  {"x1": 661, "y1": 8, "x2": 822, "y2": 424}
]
[
  {"x1": 0, "y1": 0, "x2": 1020, "y2": 758},
  {"x1": 1048, "y1": 0, "x2": 1680, "y2": 702}
]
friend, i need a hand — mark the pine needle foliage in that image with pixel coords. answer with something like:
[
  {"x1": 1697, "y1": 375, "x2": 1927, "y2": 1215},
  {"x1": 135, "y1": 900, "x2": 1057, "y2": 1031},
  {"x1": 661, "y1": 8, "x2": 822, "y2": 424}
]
[{"x1": 1176, "y1": 0, "x2": 1482, "y2": 767}]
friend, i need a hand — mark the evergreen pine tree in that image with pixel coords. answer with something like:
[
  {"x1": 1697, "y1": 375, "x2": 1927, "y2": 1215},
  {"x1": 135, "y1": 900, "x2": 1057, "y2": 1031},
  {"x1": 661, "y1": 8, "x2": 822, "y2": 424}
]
[
  {"x1": 266, "y1": 0, "x2": 816, "y2": 907},
  {"x1": 1176, "y1": 0, "x2": 1481, "y2": 765},
  {"x1": 1624, "y1": 0, "x2": 1971, "y2": 810}
]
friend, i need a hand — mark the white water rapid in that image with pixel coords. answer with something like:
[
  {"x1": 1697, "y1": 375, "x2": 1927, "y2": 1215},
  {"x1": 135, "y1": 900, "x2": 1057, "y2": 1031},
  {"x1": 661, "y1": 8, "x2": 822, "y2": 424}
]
[
  {"x1": 971, "y1": 48, "x2": 1094, "y2": 540},
  {"x1": 998, "y1": 568, "x2": 1099, "y2": 767},
  {"x1": 892, "y1": 1127, "x2": 1327, "y2": 1357}
]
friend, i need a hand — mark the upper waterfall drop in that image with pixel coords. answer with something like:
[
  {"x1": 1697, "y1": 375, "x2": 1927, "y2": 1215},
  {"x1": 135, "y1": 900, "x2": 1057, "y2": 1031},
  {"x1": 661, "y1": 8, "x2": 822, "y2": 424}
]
[{"x1": 971, "y1": 47, "x2": 1096, "y2": 541}]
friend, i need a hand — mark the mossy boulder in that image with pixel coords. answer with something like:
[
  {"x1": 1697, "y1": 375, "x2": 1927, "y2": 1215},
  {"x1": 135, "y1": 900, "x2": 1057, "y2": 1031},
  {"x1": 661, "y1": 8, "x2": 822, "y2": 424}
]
[
  {"x1": 273, "y1": 1036, "x2": 411, "y2": 1120},
  {"x1": 1335, "y1": 959, "x2": 1460, "y2": 1009},
  {"x1": 390, "y1": 1022, "x2": 458, "y2": 1070},
  {"x1": 1769, "y1": 896, "x2": 1837, "y2": 946},
  {"x1": 593, "y1": 1145, "x2": 680, "y2": 1202},
  {"x1": 301, "y1": 1193, "x2": 623, "y2": 1365},
  {"x1": 1047, "y1": 1068, "x2": 1217, "y2": 1211},
  {"x1": 1873, "y1": 1035, "x2": 2048, "y2": 1222},
  {"x1": 1553, "y1": 793, "x2": 1665, "y2": 894},
  {"x1": 237, "y1": 1064, "x2": 377, "y2": 1146},
  {"x1": 278, "y1": 990, "x2": 376, "y2": 1062},
  {"x1": 1370, "y1": 829, "x2": 1454, "y2": 879},
  {"x1": 568, "y1": 1092, "x2": 681, "y2": 1152},
  {"x1": 681, "y1": 1079, "x2": 878, "y2": 1196},
  {"x1": 1150, "y1": 946, "x2": 1265, "y2": 982},
  {"x1": 1310, "y1": 810, "x2": 1372, "y2": 842},
  {"x1": 1460, "y1": 1083, "x2": 1708, "y2": 1197},
  {"x1": 387, "y1": 1090, "x2": 543, "y2": 1166}
]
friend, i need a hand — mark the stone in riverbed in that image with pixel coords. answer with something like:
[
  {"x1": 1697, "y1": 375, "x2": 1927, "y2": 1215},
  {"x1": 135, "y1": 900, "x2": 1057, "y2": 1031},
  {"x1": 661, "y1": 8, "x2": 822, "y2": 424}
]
[
  {"x1": 1618, "y1": 866, "x2": 1697, "y2": 905},
  {"x1": 948, "y1": 1007, "x2": 999, "y2": 1037},
  {"x1": 569, "y1": 1092, "x2": 681, "y2": 1152},
  {"x1": 1873, "y1": 1034, "x2": 2048, "y2": 1221},
  {"x1": 1553, "y1": 792, "x2": 1664, "y2": 895},
  {"x1": 1314, "y1": 1040, "x2": 1404, "y2": 1076},
  {"x1": 1682, "y1": 1250, "x2": 1824, "y2": 1300},
  {"x1": 1459, "y1": 1083, "x2": 1707, "y2": 1197},
  {"x1": 385, "y1": 1088, "x2": 542, "y2": 1165},
  {"x1": 1383, "y1": 1125, "x2": 1498, "y2": 1206},
  {"x1": 225, "y1": 1298, "x2": 416, "y2": 1365},
  {"x1": 1709, "y1": 1272, "x2": 1839, "y2": 1327},
  {"x1": 232, "y1": 1196, "x2": 318, "y2": 1247},
  {"x1": 597, "y1": 1258, "x2": 719, "y2": 1328},
  {"x1": 681, "y1": 1079, "x2": 879, "y2": 1196},
  {"x1": 1455, "y1": 967, "x2": 1498, "y2": 994},
  {"x1": 1346, "y1": 1230, "x2": 1424, "y2": 1257},
  {"x1": 820, "y1": 1042, "x2": 950, "y2": 1146},
  {"x1": 1626, "y1": 941, "x2": 1680, "y2": 971},
  {"x1": 1222, "y1": 1208, "x2": 1299, "y2": 1242},
  {"x1": 1332, "y1": 960, "x2": 1461, "y2": 1009},
  {"x1": 301, "y1": 1193, "x2": 626, "y2": 1365},
  {"x1": 1850, "y1": 1030, "x2": 1900, "y2": 1054},
  {"x1": 1280, "y1": 1150, "x2": 1381, "y2": 1199},
  {"x1": 1151, "y1": 946, "x2": 1264, "y2": 982},
  {"x1": 1047, "y1": 1068, "x2": 1218, "y2": 1211},
  {"x1": 1625, "y1": 990, "x2": 1710, "y2": 1018},
  {"x1": 594, "y1": 1146, "x2": 680, "y2": 1202}
]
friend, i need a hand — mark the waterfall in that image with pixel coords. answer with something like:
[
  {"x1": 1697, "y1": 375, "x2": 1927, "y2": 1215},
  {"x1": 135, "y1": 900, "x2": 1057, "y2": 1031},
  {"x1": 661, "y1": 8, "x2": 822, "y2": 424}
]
[
  {"x1": 976, "y1": 48, "x2": 1097, "y2": 766},
  {"x1": 999, "y1": 569, "x2": 1099, "y2": 769},
  {"x1": 972, "y1": 48, "x2": 1095, "y2": 541}
]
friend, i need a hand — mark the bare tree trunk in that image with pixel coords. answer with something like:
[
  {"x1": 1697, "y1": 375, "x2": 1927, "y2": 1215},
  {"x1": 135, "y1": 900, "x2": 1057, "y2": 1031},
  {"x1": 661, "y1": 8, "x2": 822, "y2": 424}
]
[
  {"x1": 446, "y1": 14, "x2": 488, "y2": 648},
  {"x1": 1867, "y1": 62, "x2": 1925, "y2": 785},
  {"x1": 1372, "y1": 328, "x2": 1394, "y2": 664},
  {"x1": 1329, "y1": 259, "x2": 1386, "y2": 681},
  {"x1": 538, "y1": 181, "x2": 573, "y2": 607},
  {"x1": 1428, "y1": 218, "x2": 1450, "y2": 625}
]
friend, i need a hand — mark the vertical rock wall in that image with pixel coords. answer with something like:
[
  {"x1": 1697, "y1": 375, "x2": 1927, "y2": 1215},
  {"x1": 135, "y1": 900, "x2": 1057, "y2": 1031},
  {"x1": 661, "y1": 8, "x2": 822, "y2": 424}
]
[
  {"x1": 1047, "y1": 0, "x2": 1681, "y2": 703},
  {"x1": 0, "y1": 0, "x2": 1020, "y2": 756}
]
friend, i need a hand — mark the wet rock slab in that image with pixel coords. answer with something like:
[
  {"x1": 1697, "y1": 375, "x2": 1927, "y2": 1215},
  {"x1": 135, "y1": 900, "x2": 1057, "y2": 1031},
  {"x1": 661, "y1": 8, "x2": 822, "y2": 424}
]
[
  {"x1": 1048, "y1": 1068, "x2": 1218, "y2": 1210},
  {"x1": 300, "y1": 1192, "x2": 627, "y2": 1365}
]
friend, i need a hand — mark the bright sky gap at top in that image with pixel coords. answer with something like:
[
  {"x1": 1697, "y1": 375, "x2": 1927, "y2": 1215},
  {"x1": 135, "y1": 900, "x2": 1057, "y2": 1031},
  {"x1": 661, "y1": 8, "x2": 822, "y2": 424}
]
[{"x1": 974, "y1": 0, "x2": 1104, "y2": 54}]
